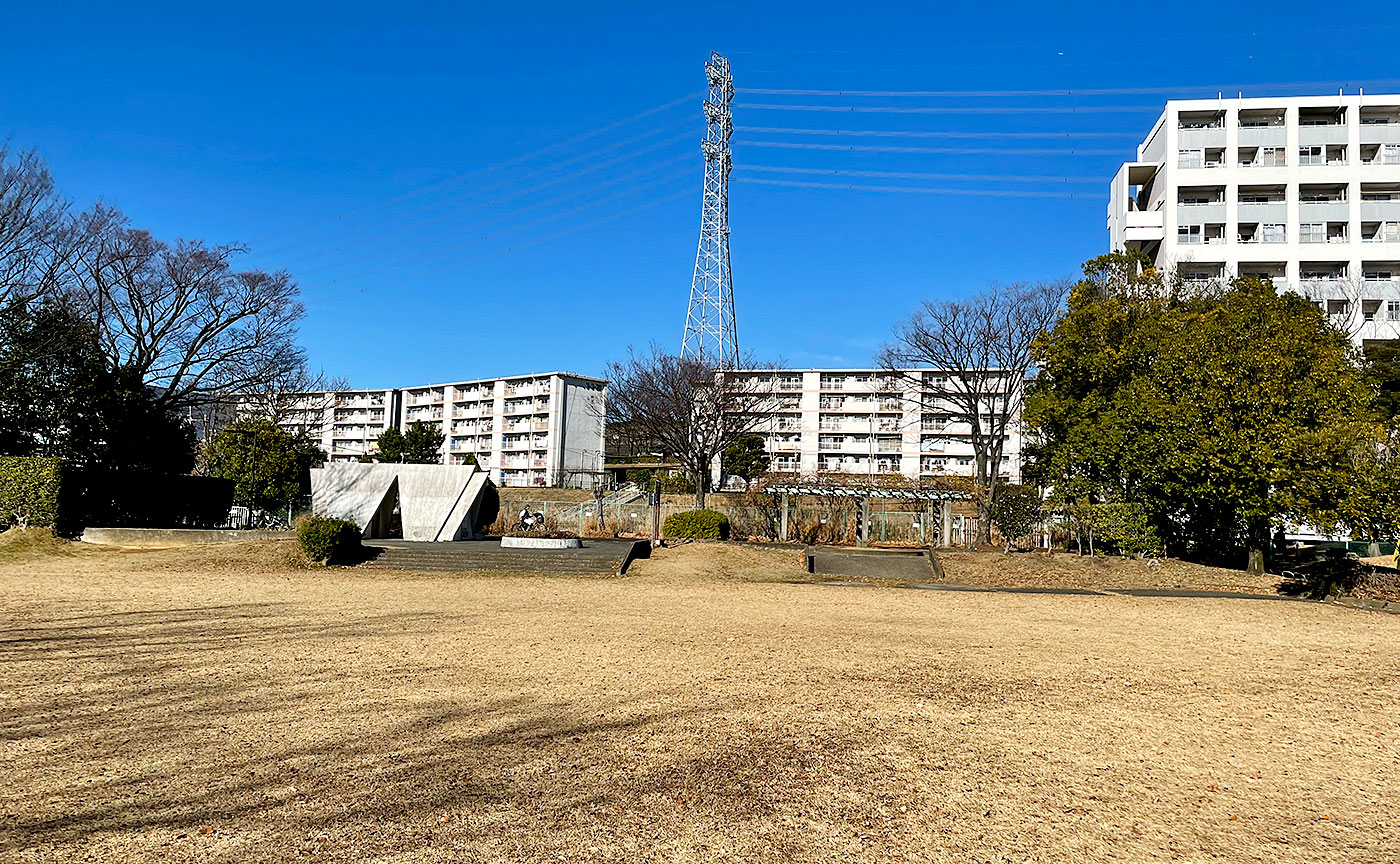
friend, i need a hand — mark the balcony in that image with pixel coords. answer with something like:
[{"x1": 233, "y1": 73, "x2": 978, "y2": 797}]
[
  {"x1": 1362, "y1": 200, "x2": 1400, "y2": 221},
  {"x1": 1237, "y1": 202, "x2": 1287, "y2": 223},
  {"x1": 1360, "y1": 124, "x2": 1400, "y2": 146},
  {"x1": 1299, "y1": 201, "x2": 1350, "y2": 223},
  {"x1": 1237, "y1": 126, "x2": 1287, "y2": 148},
  {"x1": 1177, "y1": 202, "x2": 1225, "y2": 224},
  {"x1": 1123, "y1": 209, "x2": 1164, "y2": 243}
]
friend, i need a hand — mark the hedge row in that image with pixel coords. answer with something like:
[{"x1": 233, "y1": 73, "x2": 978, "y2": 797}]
[
  {"x1": 0, "y1": 456, "x2": 236, "y2": 533},
  {"x1": 0, "y1": 456, "x2": 65, "y2": 529}
]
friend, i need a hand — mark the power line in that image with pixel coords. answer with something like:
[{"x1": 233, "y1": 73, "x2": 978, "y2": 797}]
[
  {"x1": 300, "y1": 168, "x2": 695, "y2": 296},
  {"x1": 736, "y1": 79, "x2": 1400, "y2": 98},
  {"x1": 293, "y1": 152, "x2": 694, "y2": 279},
  {"x1": 249, "y1": 91, "x2": 701, "y2": 245},
  {"x1": 259, "y1": 120, "x2": 697, "y2": 260},
  {"x1": 736, "y1": 125, "x2": 1138, "y2": 139},
  {"x1": 735, "y1": 103, "x2": 1161, "y2": 115},
  {"x1": 305, "y1": 188, "x2": 694, "y2": 307},
  {"x1": 737, "y1": 140, "x2": 1123, "y2": 156},
  {"x1": 740, "y1": 165, "x2": 1103, "y2": 184},
  {"x1": 734, "y1": 176, "x2": 1084, "y2": 199},
  {"x1": 273, "y1": 133, "x2": 695, "y2": 267}
]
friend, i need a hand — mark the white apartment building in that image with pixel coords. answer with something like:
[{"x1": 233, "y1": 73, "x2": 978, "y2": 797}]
[
  {"x1": 400, "y1": 372, "x2": 605, "y2": 488},
  {"x1": 259, "y1": 372, "x2": 605, "y2": 488},
  {"x1": 1109, "y1": 93, "x2": 1400, "y2": 343},
  {"x1": 725, "y1": 368, "x2": 1022, "y2": 484},
  {"x1": 273, "y1": 388, "x2": 400, "y2": 463}
]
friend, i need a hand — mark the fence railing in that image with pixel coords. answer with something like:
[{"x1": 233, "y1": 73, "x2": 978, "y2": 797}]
[{"x1": 493, "y1": 499, "x2": 981, "y2": 546}]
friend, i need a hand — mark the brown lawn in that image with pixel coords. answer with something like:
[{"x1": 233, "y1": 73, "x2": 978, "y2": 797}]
[{"x1": 2, "y1": 533, "x2": 1397, "y2": 862}]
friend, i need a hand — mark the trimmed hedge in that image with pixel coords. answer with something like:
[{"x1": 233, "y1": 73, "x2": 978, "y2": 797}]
[
  {"x1": 78, "y1": 471, "x2": 233, "y2": 529},
  {"x1": 297, "y1": 516, "x2": 363, "y2": 564},
  {"x1": 0, "y1": 456, "x2": 65, "y2": 529},
  {"x1": 663, "y1": 509, "x2": 730, "y2": 540}
]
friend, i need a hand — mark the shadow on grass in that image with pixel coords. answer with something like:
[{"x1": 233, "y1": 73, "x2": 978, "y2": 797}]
[{"x1": 1, "y1": 601, "x2": 869, "y2": 860}]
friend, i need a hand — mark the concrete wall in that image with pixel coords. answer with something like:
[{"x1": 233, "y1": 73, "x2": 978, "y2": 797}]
[{"x1": 82, "y1": 528, "x2": 294, "y2": 546}]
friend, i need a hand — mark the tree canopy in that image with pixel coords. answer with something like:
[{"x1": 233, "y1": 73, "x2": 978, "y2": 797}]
[
  {"x1": 0, "y1": 299, "x2": 195, "y2": 473},
  {"x1": 722, "y1": 433, "x2": 770, "y2": 490},
  {"x1": 372, "y1": 422, "x2": 444, "y2": 464},
  {"x1": 207, "y1": 419, "x2": 324, "y2": 513},
  {"x1": 1024, "y1": 252, "x2": 1376, "y2": 566}
]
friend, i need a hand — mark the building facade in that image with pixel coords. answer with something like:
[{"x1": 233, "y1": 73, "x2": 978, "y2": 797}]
[
  {"x1": 400, "y1": 372, "x2": 605, "y2": 488},
  {"x1": 724, "y1": 368, "x2": 1022, "y2": 484},
  {"x1": 1109, "y1": 93, "x2": 1400, "y2": 343},
  {"x1": 256, "y1": 372, "x2": 606, "y2": 488}
]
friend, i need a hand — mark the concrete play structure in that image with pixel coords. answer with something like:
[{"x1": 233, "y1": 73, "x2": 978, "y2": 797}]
[{"x1": 309, "y1": 463, "x2": 490, "y2": 542}]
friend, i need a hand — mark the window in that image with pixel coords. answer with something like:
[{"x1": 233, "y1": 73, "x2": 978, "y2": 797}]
[
  {"x1": 1180, "y1": 195, "x2": 1212, "y2": 205},
  {"x1": 1386, "y1": 144, "x2": 1400, "y2": 166},
  {"x1": 1239, "y1": 193, "x2": 1272, "y2": 203},
  {"x1": 1178, "y1": 224, "x2": 1203, "y2": 244},
  {"x1": 1388, "y1": 301, "x2": 1400, "y2": 321},
  {"x1": 1178, "y1": 149, "x2": 1203, "y2": 168},
  {"x1": 1300, "y1": 223, "x2": 1324, "y2": 243},
  {"x1": 1364, "y1": 269, "x2": 1394, "y2": 280},
  {"x1": 1299, "y1": 146, "x2": 1323, "y2": 166},
  {"x1": 1327, "y1": 299, "x2": 1350, "y2": 316},
  {"x1": 1363, "y1": 300, "x2": 1383, "y2": 322},
  {"x1": 1261, "y1": 223, "x2": 1286, "y2": 243},
  {"x1": 1259, "y1": 147, "x2": 1284, "y2": 166}
]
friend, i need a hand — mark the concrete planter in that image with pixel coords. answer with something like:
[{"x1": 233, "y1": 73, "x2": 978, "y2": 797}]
[{"x1": 501, "y1": 536, "x2": 583, "y2": 550}]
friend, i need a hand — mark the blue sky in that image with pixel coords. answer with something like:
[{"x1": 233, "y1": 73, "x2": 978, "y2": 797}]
[{"x1": 4, "y1": 2, "x2": 1399, "y2": 386}]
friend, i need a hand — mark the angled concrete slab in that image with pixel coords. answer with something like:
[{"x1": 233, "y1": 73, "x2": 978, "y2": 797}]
[{"x1": 310, "y1": 463, "x2": 488, "y2": 541}]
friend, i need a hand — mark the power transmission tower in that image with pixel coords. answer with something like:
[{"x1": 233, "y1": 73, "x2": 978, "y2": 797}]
[{"x1": 681, "y1": 52, "x2": 738, "y2": 368}]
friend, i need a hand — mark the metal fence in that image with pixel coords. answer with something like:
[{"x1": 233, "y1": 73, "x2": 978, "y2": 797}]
[{"x1": 494, "y1": 499, "x2": 980, "y2": 546}]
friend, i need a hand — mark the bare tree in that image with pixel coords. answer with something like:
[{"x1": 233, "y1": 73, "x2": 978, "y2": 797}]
[
  {"x1": 604, "y1": 344, "x2": 780, "y2": 507},
  {"x1": 235, "y1": 363, "x2": 350, "y2": 440},
  {"x1": 70, "y1": 205, "x2": 307, "y2": 412},
  {"x1": 880, "y1": 280, "x2": 1066, "y2": 545},
  {"x1": 0, "y1": 145, "x2": 83, "y2": 307},
  {"x1": 1296, "y1": 274, "x2": 1381, "y2": 342}
]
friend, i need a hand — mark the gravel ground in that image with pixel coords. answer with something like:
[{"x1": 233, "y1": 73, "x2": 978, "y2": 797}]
[{"x1": 2, "y1": 537, "x2": 1398, "y2": 862}]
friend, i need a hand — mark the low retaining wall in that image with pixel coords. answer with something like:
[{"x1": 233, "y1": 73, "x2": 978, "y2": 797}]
[
  {"x1": 500, "y1": 536, "x2": 584, "y2": 550},
  {"x1": 81, "y1": 528, "x2": 295, "y2": 547}
]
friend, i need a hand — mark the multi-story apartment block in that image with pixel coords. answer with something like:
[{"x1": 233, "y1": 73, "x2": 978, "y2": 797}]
[
  {"x1": 1109, "y1": 93, "x2": 1400, "y2": 343},
  {"x1": 273, "y1": 388, "x2": 400, "y2": 463},
  {"x1": 400, "y1": 372, "x2": 605, "y2": 488},
  {"x1": 262, "y1": 373, "x2": 606, "y2": 488},
  {"x1": 723, "y1": 368, "x2": 1021, "y2": 484}
]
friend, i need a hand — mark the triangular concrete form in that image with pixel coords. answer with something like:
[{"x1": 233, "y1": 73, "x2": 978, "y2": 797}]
[
  {"x1": 310, "y1": 464, "x2": 399, "y2": 535},
  {"x1": 311, "y1": 462, "x2": 488, "y2": 541},
  {"x1": 396, "y1": 463, "x2": 483, "y2": 541}
]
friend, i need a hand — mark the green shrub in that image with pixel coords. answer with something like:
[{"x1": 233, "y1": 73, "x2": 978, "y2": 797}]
[
  {"x1": 296, "y1": 515, "x2": 363, "y2": 564},
  {"x1": 663, "y1": 509, "x2": 730, "y2": 540},
  {"x1": 0, "y1": 457, "x2": 66, "y2": 530}
]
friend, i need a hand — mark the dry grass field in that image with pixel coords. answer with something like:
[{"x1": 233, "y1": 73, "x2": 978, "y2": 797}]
[{"x1": 2, "y1": 532, "x2": 1398, "y2": 862}]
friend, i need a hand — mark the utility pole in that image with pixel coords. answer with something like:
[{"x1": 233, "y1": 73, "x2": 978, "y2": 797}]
[{"x1": 681, "y1": 52, "x2": 738, "y2": 368}]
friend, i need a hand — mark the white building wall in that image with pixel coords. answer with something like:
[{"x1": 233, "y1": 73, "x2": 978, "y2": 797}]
[
  {"x1": 1109, "y1": 93, "x2": 1400, "y2": 344},
  {"x1": 264, "y1": 373, "x2": 605, "y2": 488},
  {"x1": 731, "y1": 368, "x2": 1022, "y2": 485},
  {"x1": 399, "y1": 372, "x2": 605, "y2": 487}
]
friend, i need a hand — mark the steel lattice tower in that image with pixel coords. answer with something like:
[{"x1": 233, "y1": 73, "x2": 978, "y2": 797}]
[{"x1": 681, "y1": 52, "x2": 738, "y2": 368}]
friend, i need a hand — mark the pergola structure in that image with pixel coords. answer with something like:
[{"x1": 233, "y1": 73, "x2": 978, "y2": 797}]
[{"x1": 763, "y1": 483, "x2": 971, "y2": 547}]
